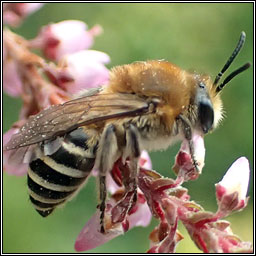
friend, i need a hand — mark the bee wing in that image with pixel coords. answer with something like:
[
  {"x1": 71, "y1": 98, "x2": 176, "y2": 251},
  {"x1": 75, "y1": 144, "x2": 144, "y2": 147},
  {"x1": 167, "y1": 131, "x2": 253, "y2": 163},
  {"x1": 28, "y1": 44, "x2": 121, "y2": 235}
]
[{"x1": 4, "y1": 90, "x2": 154, "y2": 150}]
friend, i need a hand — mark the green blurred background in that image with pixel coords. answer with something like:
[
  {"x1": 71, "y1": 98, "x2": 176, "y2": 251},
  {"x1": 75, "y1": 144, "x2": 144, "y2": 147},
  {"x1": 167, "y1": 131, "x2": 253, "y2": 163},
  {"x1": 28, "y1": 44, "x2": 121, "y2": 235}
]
[{"x1": 3, "y1": 3, "x2": 253, "y2": 253}]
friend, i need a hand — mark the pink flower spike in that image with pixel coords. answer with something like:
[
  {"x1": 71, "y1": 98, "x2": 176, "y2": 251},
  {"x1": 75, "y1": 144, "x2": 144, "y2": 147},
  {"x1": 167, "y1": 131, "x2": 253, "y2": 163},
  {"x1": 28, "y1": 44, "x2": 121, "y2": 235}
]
[
  {"x1": 30, "y1": 20, "x2": 102, "y2": 61},
  {"x1": 55, "y1": 50, "x2": 110, "y2": 94},
  {"x1": 215, "y1": 157, "x2": 250, "y2": 212}
]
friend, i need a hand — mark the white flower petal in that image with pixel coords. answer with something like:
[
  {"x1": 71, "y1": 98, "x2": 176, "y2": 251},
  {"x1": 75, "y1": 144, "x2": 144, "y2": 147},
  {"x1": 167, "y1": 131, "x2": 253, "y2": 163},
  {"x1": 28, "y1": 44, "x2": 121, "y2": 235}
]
[{"x1": 218, "y1": 157, "x2": 250, "y2": 201}]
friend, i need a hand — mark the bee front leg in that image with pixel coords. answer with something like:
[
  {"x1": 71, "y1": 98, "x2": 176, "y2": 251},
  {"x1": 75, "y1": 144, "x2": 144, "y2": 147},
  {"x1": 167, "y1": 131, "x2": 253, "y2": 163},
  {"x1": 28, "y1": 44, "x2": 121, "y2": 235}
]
[
  {"x1": 97, "y1": 124, "x2": 118, "y2": 233},
  {"x1": 177, "y1": 114, "x2": 199, "y2": 172}
]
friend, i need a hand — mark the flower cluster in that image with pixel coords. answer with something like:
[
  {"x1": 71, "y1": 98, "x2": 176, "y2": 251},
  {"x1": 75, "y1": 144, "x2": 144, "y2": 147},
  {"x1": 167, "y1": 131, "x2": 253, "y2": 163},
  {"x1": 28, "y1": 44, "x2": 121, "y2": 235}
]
[
  {"x1": 3, "y1": 4, "x2": 110, "y2": 174},
  {"x1": 3, "y1": 3, "x2": 45, "y2": 27},
  {"x1": 75, "y1": 140, "x2": 252, "y2": 253},
  {"x1": 3, "y1": 4, "x2": 252, "y2": 253}
]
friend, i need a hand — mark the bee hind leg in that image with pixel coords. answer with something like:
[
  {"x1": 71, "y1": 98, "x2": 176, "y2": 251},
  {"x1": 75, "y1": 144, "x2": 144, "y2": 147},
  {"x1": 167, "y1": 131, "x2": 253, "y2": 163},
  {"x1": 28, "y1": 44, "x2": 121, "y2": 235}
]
[
  {"x1": 97, "y1": 124, "x2": 119, "y2": 233},
  {"x1": 97, "y1": 123, "x2": 141, "y2": 233},
  {"x1": 110, "y1": 123, "x2": 141, "y2": 225}
]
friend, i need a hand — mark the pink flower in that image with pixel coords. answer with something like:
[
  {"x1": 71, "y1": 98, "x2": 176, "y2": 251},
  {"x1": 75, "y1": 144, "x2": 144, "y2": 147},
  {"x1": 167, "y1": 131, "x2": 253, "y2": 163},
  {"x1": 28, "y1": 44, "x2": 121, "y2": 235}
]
[
  {"x1": 173, "y1": 132, "x2": 205, "y2": 181},
  {"x1": 3, "y1": 122, "x2": 28, "y2": 176},
  {"x1": 3, "y1": 31, "x2": 110, "y2": 176},
  {"x1": 139, "y1": 150, "x2": 152, "y2": 170},
  {"x1": 215, "y1": 157, "x2": 250, "y2": 214},
  {"x1": 46, "y1": 50, "x2": 110, "y2": 94},
  {"x1": 3, "y1": 58, "x2": 23, "y2": 97},
  {"x1": 30, "y1": 20, "x2": 102, "y2": 61},
  {"x1": 3, "y1": 3, "x2": 44, "y2": 27}
]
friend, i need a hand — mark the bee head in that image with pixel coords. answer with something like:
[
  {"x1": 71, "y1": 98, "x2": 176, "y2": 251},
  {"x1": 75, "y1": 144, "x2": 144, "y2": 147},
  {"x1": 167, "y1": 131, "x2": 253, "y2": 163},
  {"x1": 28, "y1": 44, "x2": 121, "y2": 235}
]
[{"x1": 195, "y1": 81, "x2": 214, "y2": 134}]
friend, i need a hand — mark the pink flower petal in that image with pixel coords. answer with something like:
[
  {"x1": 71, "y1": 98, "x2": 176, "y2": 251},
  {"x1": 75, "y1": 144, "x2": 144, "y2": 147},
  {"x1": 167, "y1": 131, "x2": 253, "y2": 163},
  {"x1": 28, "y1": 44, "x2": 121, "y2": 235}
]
[
  {"x1": 56, "y1": 50, "x2": 110, "y2": 93},
  {"x1": 3, "y1": 3, "x2": 44, "y2": 27},
  {"x1": 20, "y1": 3, "x2": 45, "y2": 15},
  {"x1": 173, "y1": 132, "x2": 205, "y2": 180},
  {"x1": 139, "y1": 150, "x2": 152, "y2": 170},
  {"x1": 128, "y1": 197, "x2": 152, "y2": 227},
  {"x1": 3, "y1": 58, "x2": 23, "y2": 97},
  {"x1": 217, "y1": 157, "x2": 250, "y2": 202},
  {"x1": 3, "y1": 10, "x2": 21, "y2": 27},
  {"x1": 75, "y1": 209, "x2": 124, "y2": 252},
  {"x1": 106, "y1": 173, "x2": 121, "y2": 195},
  {"x1": 3, "y1": 127, "x2": 28, "y2": 176},
  {"x1": 75, "y1": 191, "x2": 151, "y2": 252},
  {"x1": 180, "y1": 132, "x2": 205, "y2": 170},
  {"x1": 30, "y1": 20, "x2": 102, "y2": 61}
]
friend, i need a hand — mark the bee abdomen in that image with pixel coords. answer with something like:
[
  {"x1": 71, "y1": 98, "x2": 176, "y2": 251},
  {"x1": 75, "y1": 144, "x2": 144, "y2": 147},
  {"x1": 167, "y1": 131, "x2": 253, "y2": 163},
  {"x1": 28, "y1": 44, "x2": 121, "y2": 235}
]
[{"x1": 28, "y1": 128, "x2": 98, "y2": 217}]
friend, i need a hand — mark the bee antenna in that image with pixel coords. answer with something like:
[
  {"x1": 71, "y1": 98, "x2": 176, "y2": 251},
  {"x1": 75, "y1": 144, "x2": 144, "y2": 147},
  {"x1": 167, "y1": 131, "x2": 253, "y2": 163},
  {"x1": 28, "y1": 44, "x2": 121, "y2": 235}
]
[
  {"x1": 216, "y1": 62, "x2": 251, "y2": 92},
  {"x1": 213, "y1": 31, "x2": 246, "y2": 87}
]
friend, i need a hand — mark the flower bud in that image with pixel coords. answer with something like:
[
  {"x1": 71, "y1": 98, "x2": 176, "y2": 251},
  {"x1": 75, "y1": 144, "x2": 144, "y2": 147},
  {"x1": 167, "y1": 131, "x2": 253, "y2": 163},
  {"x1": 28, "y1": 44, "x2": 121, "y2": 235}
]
[{"x1": 215, "y1": 157, "x2": 250, "y2": 213}]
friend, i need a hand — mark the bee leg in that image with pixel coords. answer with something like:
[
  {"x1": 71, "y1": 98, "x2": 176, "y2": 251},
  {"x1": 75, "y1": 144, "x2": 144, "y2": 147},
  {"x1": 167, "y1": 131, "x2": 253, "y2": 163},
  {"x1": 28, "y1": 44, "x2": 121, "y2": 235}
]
[
  {"x1": 124, "y1": 123, "x2": 141, "y2": 202},
  {"x1": 97, "y1": 124, "x2": 118, "y2": 233},
  {"x1": 120, "y1": 123, "x2": 141, "y2": 212},
  {"x1": 99, "y1": 175, "x2": 107, "y2": 233},
  {"x1": 177, "y1": 115, "x2": 199, "y2": 172}
]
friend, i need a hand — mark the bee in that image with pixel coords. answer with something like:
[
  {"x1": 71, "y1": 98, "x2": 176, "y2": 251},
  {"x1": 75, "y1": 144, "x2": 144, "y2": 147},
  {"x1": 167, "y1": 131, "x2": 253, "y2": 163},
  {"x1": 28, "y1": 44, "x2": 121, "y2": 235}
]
[{"x1": 4, "y1": 31, "x2": 250, "y2": 232}]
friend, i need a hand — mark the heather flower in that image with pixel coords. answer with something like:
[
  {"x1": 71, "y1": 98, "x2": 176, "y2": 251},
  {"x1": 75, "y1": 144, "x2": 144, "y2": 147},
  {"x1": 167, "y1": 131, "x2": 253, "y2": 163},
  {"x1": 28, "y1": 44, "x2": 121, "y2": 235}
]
[
  {"x1": 3, "y1": 3, "x2": 44, "y2": 27},
  {"x1": 29, "y1": 20, "x2": 103, "y2": 61}
]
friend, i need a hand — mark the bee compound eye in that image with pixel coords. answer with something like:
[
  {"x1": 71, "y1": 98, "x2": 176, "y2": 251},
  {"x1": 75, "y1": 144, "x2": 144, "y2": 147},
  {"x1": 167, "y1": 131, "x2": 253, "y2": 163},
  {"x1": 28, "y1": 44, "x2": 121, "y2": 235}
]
[{"x1": 198, "y1": 100, "x2": 214, "y2": 134}]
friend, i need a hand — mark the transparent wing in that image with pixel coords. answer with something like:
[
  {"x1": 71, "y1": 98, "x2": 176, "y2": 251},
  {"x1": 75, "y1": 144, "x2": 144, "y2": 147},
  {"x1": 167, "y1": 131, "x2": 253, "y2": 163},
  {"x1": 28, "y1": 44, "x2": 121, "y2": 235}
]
[{"x1": 4, "y1": 89, "x2": 154, "y2": 150}]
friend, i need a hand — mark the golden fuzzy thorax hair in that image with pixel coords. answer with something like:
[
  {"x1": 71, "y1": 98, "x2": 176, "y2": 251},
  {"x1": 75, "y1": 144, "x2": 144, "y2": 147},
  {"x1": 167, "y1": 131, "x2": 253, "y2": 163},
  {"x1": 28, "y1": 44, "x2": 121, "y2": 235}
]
[{"x1": 106, "y1": 60, "x2": 223, "y2": 129}]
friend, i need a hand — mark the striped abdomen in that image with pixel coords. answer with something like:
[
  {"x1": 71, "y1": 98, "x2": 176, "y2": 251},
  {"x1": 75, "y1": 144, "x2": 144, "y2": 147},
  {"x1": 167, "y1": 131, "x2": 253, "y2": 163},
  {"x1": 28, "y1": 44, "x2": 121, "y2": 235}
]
[{"x1": 27, "y1": 128, "x2": 98, "y2": 217}]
